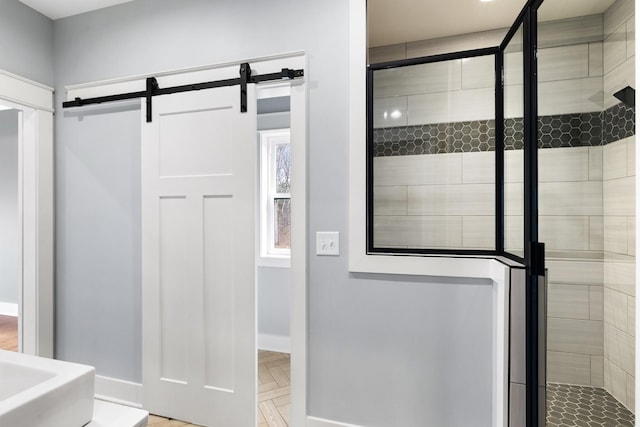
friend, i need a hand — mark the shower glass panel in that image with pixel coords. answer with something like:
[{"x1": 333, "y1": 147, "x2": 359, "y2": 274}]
[
  {"x1": 370, "y1": 55, "x2": 496, "y2": 252},
  {"x1": 537, "y1": 0, "x2": 636, "y2": 424},
  {"x1": 503, "y1": 25, "x2": 525, "y2": 258}
]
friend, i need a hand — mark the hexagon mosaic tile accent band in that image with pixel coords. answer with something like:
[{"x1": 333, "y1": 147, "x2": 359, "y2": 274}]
[
  {"x1": 373, "y1": 103, "x2": 635, "y2": 157},
  {"x1": 546, "y1": 383, "x2": 634, "y2": 427}
]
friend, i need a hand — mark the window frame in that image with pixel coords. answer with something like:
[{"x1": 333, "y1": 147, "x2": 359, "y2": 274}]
[{"x1": 259, "y1": 128, "x2": 291, "y2": 268}]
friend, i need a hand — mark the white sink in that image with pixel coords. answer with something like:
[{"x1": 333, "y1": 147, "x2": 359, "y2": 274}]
[{"x1": 0, "y1": 349, "x2": 94, "y2": 427}]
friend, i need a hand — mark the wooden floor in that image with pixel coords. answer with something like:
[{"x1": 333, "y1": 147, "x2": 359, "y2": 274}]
[
  {"x1": 149, "y1": 350, "x2": 291, "y2": 427},
  {"x1": 0, "y1": 315, "x2": 18, "y2": 351}
]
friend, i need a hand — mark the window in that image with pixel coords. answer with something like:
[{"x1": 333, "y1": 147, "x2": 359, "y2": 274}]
[{"x1": 259, "y1": 129, "x2": 291, "y2": 265}]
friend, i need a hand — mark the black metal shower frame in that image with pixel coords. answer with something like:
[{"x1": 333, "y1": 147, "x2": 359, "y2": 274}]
[{"x1": 366, "y1": 0, "x2": 547, "y2": 425}]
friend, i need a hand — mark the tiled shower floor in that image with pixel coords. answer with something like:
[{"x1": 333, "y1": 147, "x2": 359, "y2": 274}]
[{"x1": 546, "y1": 383, "x2": 634, "y2": 427}]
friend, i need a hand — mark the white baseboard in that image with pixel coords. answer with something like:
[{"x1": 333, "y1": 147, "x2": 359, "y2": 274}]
[
  {"x1": 258, "y1": 333, "x2": 291, "y2": 353},
  {"x1": 95, "y1": 375, "x2": 143, "y2": 409},
  {"x1": 307, "y1": 416, "x2": 364, "y2": 427},
  {"x1": 0, "y1": 302, "x2": 18, "y2": 317}
]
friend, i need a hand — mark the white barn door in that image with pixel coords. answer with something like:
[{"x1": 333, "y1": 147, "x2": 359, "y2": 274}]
[{"x1": 142, "y1": 85, "x2": 256, "y2": 426}]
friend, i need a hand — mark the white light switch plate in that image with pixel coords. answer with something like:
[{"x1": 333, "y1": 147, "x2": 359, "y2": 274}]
[{"x1": 316, "y1": 232, "x2": 340, "y2": 256}]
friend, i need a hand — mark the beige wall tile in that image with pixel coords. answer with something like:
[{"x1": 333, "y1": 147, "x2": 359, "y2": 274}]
[
  {"x1": 627, "y1": 16, "x2": 635, "y2": 59},
  {"x1": 462, "y1": 151, "x2": 495, "y2": 184},
  {"x1": 604, "y1": 323, "x2": 635, "y2": 375},
  {"x1": 538, "y1": 14, "x2": 604, "y2": 49},
  {"x1": 373, "y1": 96, "x2": 408, "y2": 128},
  {"x1": 604, "y1": 216, "x2": 630, "y2": 254},
  {"x1": 604, "y1": 287, "x2": 629, "y2": 332},
  {"x1": 548, "y1": 318, "x2": 603, "y2": 355},
  {"x1": 589, "y1": 146, "x2": 603, "y2": 181},
  {"x1": 603, "y1": 176, "x2": 635, "y2": 216},
  {"x1": 603, "y1": 138, "x2": 629, "y2": 180},
  {"x1": 590, "y1": 285, "x2": 604, "y2": 321},
  {"x1": 505, "y1": 84, "x2": 524, "y2": 118},
  {"x1": 548, "y1": 283, "x2": 590, "y2": 320},
  {"x1": 604, "y1": 0, "x2": 634, "y2": 37},
  {"x1": 369, "y1": 44, "x2": 406, "y2": 64},
  {"x1": 627, "y1": 136, "x2": 635, "y2": 177},
  {"x1": 538, "y1": 146, "x2": 589, "y2": 182},
  {"x1": 408, "y1": 87, "x2": 495, "y2": 125},
  {"x1": 505, "y1": 215, "x2": 524, "y2": 254},
  {"x1": 589, "y1": 42, "x2": 604, "y2": 77},
  {"x1": 504, "y1": 149, "x2": 524, "y2": 183},
  {"x1": 538, "y1": 77, "x2": 603, "y2": 116},
  {"x1": 462, "y1": 216, "x2": 495, "y2": 250},
  {"x1": 590, "y1": 216, "x2": 604, "y2": 251},
  {"x1": 505, "y1": 182, "x2": 524, "y2": 216},
  {"x1": 604, "y1": 258, "x2": 636, "y2": 296},
  {"x1": 604, "y1": 358, "x2": 629, "y2": 406},
  {"x1": 505, "y1": 50, "x2": 524, "y2": 86},
  {"x1": 546, "y1": 259, "x2": 603, "y2": 285},
  {"x1": 604, "y1": 56, "x2": 634, "y2": 108},
  {"x1": 591, "y1": 355, "x2": 605, "y2": 386},
  {"x1": 626, "y1": 374, "x2": 635, "y2": 412},
  {"x1": 373, "y1": 186, "x2": 407, "y2": 216},
  {"x1": 461, "y1": 55, "x2": 494, "y2": 90},
  {"x1": 373, "y1": 154, "x2": 462, "y2": 186},
  {"x1": 374, "y1": 60, "x2": 461, "y2": 98},
  {"x1": 547, "y1": 351, "x2": 592, "y2": 385},
  {"x1": 604, "y1": 23, "x2": 628, "y2": 74},
  {"x1": 373, "y1": 215, "x2": 462, "y2": 248},
  {"x1": 628, "y1": 217, "x2": 635, "y2": 256},
  {"x1": 539, "y1": 216, "x2": 590, "y2": 251},
  {"x1": 627, "y1": 296, "x2": 635, "y2": 337},
  {"x1": 539, "y1": 181, "x2": 603, "y2": 216},
  {"x1": 407, "y1": 183, "x2": 495, "y2": 216},
  {"x1": 538, "y1": 44, "x2": 589, "y2": 82},
  {"x1": 406, "y1": 28, "x2": 508, "y2": 59}
]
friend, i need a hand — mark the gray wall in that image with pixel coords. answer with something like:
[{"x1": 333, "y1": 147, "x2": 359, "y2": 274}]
[
  {"x1": 0, "y1": 1, "x2": 53, "y2": 86},
  {"x1": 53, "y1": 1, "x2": 495, "y2": 425},
  {"x1": 0, "y1": 110, "x2": 19, "y2": 305},
  {"x1": 257, "y1": 267, "x2": 291, "y2": 339}
]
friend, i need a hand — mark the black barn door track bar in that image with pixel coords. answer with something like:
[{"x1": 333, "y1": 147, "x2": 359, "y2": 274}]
[{"x1": 62, "y1": 62, "x2": 304, "y2": 122}]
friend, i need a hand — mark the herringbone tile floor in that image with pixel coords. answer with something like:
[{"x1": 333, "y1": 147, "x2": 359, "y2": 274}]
[
  {"x1": 148, "y1": 350, "x2": 291, "y2": 427},
  {"x1": 257, "y1": 350, "x2": 291, "y2": 427}
]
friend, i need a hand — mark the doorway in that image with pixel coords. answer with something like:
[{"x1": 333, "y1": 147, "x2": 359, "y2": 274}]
[
  {"x1": 0, "y1": 106, "x2": 20, "y2": 352},
  {"x1": 256, "y1": 90, "x2": 293, "y2": 426}
]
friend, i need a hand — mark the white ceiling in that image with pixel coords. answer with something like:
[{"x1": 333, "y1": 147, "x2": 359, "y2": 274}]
[
  {"x1": 19, "y1": 0, "x2": 134, "y2": 20},
  {"x1": 18, "y1": 0, "x2": 617, "y2": 39},
  {"x1": 369, "y1": 0, "x2": 616, "y2": 47}
]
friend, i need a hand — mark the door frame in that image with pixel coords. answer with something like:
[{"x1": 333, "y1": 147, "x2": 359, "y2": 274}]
[
  {"x1": 64, "y1": 53, "x2": 308, "y2": 423},
  {"x1": 0, "y1": 69, "x2": 54, "y2": 357}
]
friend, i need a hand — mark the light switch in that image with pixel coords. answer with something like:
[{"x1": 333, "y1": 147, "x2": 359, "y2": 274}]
[{"x1": 316, "y1": 232, "x2": 340, "y2": 256}]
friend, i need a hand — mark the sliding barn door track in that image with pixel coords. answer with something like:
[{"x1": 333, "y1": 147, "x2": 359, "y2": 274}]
[{"x1": 62, "y1": 62, "x2": 304, "y2": 122}]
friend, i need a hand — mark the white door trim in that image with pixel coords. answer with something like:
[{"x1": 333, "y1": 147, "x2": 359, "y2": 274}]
[
  {"x1": 0, "y1": 70, "x2": 54, "y2": 357},
  {"x1": 64, "y1": 54, "x2": 308, "y2": 424}
]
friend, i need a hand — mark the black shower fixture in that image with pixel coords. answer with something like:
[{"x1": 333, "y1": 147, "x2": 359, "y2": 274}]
[{"x1": 613, "y1": 86, "x2": 635, "y2": 108}]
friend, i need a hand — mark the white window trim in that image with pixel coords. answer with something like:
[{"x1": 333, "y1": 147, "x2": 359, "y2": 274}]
[{"x1": 259, "y1": 128, "x2": 291, "y2": 268}]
